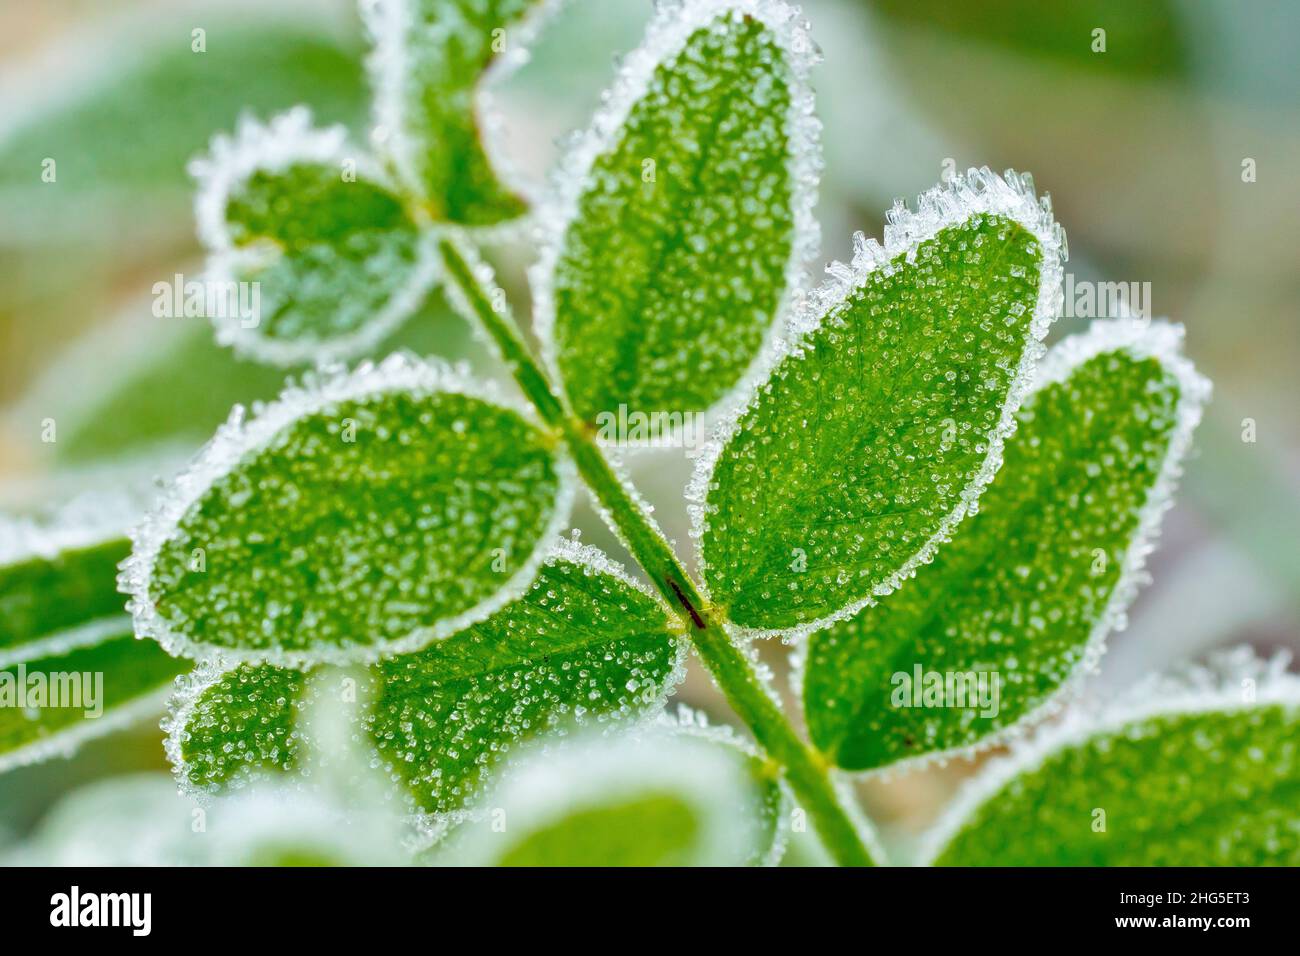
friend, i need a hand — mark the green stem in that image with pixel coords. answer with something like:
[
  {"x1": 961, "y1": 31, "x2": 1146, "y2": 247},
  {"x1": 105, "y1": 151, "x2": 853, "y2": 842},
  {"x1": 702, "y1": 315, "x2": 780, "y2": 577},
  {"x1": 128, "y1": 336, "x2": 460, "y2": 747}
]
[{"x1": 438, "y1": 234, "x2": 876, "y2": 867}]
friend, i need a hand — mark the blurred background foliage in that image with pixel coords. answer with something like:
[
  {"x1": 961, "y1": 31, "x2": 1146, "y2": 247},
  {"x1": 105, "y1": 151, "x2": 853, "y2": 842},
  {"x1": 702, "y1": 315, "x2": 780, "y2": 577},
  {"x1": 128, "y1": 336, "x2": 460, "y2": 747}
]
[{"x1": 0, "y1": 0, "x2": 1296, "y2": 863}]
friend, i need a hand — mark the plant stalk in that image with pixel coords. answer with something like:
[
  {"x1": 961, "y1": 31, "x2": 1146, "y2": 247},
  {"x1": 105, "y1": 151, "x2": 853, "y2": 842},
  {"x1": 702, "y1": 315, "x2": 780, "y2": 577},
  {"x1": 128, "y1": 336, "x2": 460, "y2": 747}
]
[{"x1": 438, "y1": 235, "x2": 876, "y2": 867}]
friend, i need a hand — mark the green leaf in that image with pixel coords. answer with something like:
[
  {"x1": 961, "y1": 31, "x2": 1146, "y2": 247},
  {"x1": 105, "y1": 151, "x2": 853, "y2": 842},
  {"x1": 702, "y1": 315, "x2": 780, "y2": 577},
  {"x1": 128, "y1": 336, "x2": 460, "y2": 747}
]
[
  {"x1": 434, "y1": 727, "x2": 783, "y2": 866},
  {"x1": 0, "y1": 11, "x2": 368, "y2": 225},
  {"x1": 0, "y1": 511, "x2": 187, "y2": 773},
  {"x1": 192, "y1": 108, "x2": 436, "y2": 365},
  {"x1": 1, "y1": 535, "x2": 129, "y2": 663},
  {"x1": 802, "y1": 320, "x2": 1210, "y2": 770},
  {"x1": 165, "y1": 660, "x2": 308, "y2": 792},
  {"x1": 362, "y1": 0, "x2": 542, "y2": 225},
  {"x1": 166, "y1": 546, "x2": 684, "y2": 812},
  {"x1": 0, "y1": 631, "x2": 186, "y2": 773},
  {"x1": 923, "y1": 651, "x2": 1300, "y2": 866},
  {"x1": 122, "y1": 355, "x2": 574, "y2": 665},
  {"x1": 868, "y1": 0, "x2": 1189, "y2": 81},
  {"x1": 535, "y1": 3, "x2": 817, "y2": 438},
  {"x1": 368, "y1": 545, "x2": 684, "y2": 815},
  {"x1": 692, "y1": 169, "x2": 1064, "y2": 632}
]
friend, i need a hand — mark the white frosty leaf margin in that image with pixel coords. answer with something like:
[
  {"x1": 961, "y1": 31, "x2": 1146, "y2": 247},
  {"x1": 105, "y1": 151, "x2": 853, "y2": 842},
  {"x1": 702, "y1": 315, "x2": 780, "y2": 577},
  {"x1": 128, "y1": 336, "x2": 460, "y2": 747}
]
[
  {"x1": 360, "y1": 0, "x2": 560, "y2": 225},
  {"x1": 660, "y1": 704, "x2": 794, "y2": 866},
  {"x1": 165, "y1": 541, "x2": 687, "y2": 810},
  {"x1": 432, "y1": 725, "x2": 767, "y2": 866},
  {"x1": 788, "y1": 317, "x2": 1213, "y2": 778},
  {"x1": 119, "y1": 352, "x2": 577, "y2": 668},
  {"x1": 189, "y1": 106, "x2": 440, "y2": 366},
  {"x1": 915, "y1": 647, "x2": 1300, "y2": 866},
  {"x1": 688, "y1": 166, "x2": 1068, "y2": 641},
  {"x1": 529, "y1": 0, "x2": 824, "y2": 447}
]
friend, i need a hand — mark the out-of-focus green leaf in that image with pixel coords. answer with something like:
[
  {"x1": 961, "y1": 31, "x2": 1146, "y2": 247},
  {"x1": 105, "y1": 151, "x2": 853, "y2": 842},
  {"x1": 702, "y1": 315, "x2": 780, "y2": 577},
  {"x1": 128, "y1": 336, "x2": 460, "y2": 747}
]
[
  {"x1": 362, "y1": 0, "x2": 541, "y2": 225},
  {"x1": 192, "y1": 109, "x2": 434, "y2": 364},
  {"x1": 0, "y1": 631, "x2": 186, "y2": 773},
  {"x1": 867, "y1": 0, "x2": 1188, "y2": 80},
  {"x1": 435, "y1": 729, "x2": 781, "y2": 866},
  {"x1": 1, "y1": 537, "x2": 128, "y2": 660}
]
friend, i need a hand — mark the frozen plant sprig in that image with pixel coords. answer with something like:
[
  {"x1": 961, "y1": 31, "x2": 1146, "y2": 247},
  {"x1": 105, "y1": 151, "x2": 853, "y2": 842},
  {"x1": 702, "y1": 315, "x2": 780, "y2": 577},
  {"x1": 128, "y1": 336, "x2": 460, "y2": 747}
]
[{"x1": 21, "y1": 0, "x2": 1294, "y2": 867}]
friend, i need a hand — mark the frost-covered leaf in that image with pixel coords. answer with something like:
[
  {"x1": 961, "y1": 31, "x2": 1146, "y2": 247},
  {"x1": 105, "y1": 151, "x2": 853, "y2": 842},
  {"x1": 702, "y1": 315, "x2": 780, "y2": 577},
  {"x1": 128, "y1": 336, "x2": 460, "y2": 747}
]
[
  {"x1": 165, "y1": 660, "x2": 308, "y2": 792},
  {"x1": 362, "y1": 0, "x2": 544, "y2": 225},
  {"x1": 534, "y1": 1, "x2": 818, "y2": 438},
  {"x1": 802, "y1": 320, "x2": 1210, "y2": 770},
  {"x1": 922, "y1": 651, "x2": 1300, "y2": 866},
  {"x1": 191, "y1": 108, "x2": 437, "y2": 365},
  {"x1": 121, "y1": 355, "x2": 574, "y2": 665},
  {"x1": 368, "y1": 546, "x2": 683, "y2": 814},
  {"x1": 166, "y1": 546, "x2": 684, "y2": 811},
  {"x1": 0, "y1": 632, "x2": 186, "y2": 773},
  {"x1": 692, "y1": 169, "x2": 1065, "y2": 632},
  {"x1": 435, "y1": 728, "x2": 778, "y2": 866}
]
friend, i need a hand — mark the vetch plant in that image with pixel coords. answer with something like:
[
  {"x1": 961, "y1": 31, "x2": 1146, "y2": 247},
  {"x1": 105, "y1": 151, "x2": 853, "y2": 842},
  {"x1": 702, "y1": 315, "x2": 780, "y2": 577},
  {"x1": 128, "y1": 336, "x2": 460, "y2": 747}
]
[{"x1": 6, "y1": 0, "x2": 1298, "y2": 867}]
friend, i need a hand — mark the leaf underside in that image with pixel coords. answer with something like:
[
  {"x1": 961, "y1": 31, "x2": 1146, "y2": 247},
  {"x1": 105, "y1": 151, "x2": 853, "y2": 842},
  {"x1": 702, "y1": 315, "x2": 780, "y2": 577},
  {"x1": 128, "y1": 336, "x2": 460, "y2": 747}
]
[
  {"x1": 148, "y1": 388, "x2": 562, "y2": 659},
  {"x1": 702, "y1": 213, "x2": 1043, "y2": 630},
  {"x1": 932, "y1": 702, "x2": 1300, "y2": 865},
  {"x1": 551, "y1": 13, "x2": 795, "y2": 433},
  {"x1": 381, "y1": 0, "x2": 537, "y2": 224},
  {"x1": 223, "y1": 161, "x2": 424, "y2": 348},
  {"x1": 805, "y1": 348, "x2": 1183, "y2": 769},
  {"x1": 171, "y1": 558, "x2": 682, "y2": 814}
]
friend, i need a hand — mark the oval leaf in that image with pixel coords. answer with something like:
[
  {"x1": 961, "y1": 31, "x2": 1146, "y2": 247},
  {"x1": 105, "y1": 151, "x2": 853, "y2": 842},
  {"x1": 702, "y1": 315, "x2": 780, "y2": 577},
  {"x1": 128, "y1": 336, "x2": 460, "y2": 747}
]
[
  {"x1": 534, "y1": 1, "x2": 818, "y2": 439},
  {"x1": 803, "y1": 320, "x2": 1210, "y2": 770},
  {"x1": 922, "y1": 651, "x2": 1300, "y2": 866},
  {"x1": 121, "y1": 355, "x2": 574, "y2": 665},
  {"x1": 692, "y1": 169, "x2": 1065, "y2": 632},
  {"x1": 434, "y1": 728, "x2": 780, "y2": 866},
  {"x1": 191, "y1": 108, "x2": 437, "y2": 365},
  {"x1": 166, "y1": 546, "x2": 683, "y2": 808},
  {"x1": 362, "y1": 0, "x2": 543, "y2": 225}
]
